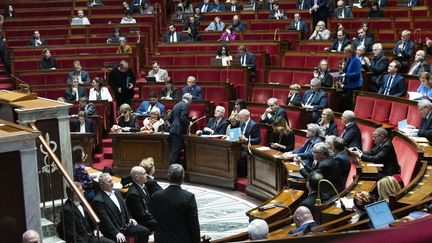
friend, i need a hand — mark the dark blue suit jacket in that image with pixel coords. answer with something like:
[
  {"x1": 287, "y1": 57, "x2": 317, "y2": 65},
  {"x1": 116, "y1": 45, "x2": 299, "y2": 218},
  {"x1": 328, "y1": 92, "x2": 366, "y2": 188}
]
[
  {"x1": 287, "y1": 20, "x2": 309, "y2": 35},
  {"x1": 65, "y1": 86, "x2": 87, "y2": 102},
  {"x1": 378, "y1": 73, "x2": 406, "y2": 97},
  {"x1": 343, "y1": 56, "x2": 363, "y2": 89},
  {"x1": 261, "y1": 106, "x2": 288, "y2": 124},
  {"x1": 67, "y1": 70, "x2": 91, "y2": 84},
  {"x1": 297, "y1": 0, "x2": 311, "y2": 9},
  {"x1": 235, "y1": 52, "x2": 256, "y2": 70},
  {"x1": 212, "y1": 4, "x2": 225, "y2": 11},
  {"x1": 352, "y1": 37, "x2": 374, "y2": 52},
  {"x1": 136, "y1": 101, "x2": 165, "y2": 116},
  {"x1": 342, "y1": 122, "x2": 362, "y2": 149},
  {"x1": 334, "y1": 150, "x2": 351, "y2": 185},
  {"x1": 361, "y1": 139, "x2": 400, "y2": 177},
  {"x1": 378, "y1": 0, "x2": 387, "y2": 8},
  {"x1": 407, "y1": 0, "x2": 418, "y2": 6},
  {"x1": 393, "y1": 40, "x2": 414, "y2": 60},
  {"x1": 288, "y1": 221, "x2": 318, "y2": 235},
  {"x1": 417, "y1": 114, "x2": 432, "y2": 141},
  {"x1": 169, "y1": 100, "x2": 189, "y2": 135},
  {"x1": 293, "y1": 136, "x2": 323, "y2": 164},
  {"x1": 368, "y1": 53, "x2": 389, "y2": 87},
  {"x1": 163, "y1": 32, "x2": 182, "y2": 43},
  {"x1": 182, "y1": 85, "x2": 202, "y2": 100},
  {"x1": 302, "y1": 89, "x2": 328, "y2": 111},
  {"x1": 204, "y1": 118, "x2": 229, "y2": 135},
  {"x1": 240, "y1": 119, "x2": 261, "y2": 145},
  {"x1": 330, "y1": 38, "x2": 351, "y2": 52}
]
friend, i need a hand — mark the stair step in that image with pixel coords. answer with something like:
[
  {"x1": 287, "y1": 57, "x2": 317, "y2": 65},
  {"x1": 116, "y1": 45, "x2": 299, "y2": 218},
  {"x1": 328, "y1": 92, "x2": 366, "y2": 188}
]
[
  {"x1": 92, "y1": 159, "x2": 113, "y2": 170},
  {"x1": 103, "y1": 147, "x2": 112, "y2": 154},
  {"x1": 41, "y1": 218, "x2": 57, "y2": 239},
  {"x1": 102, "y1": 138, "x2": 112, "y2": 146},
  {"x1": 0, "y1": 83, "x2": 13, "y2": 89},
  {"x1": 93, "y1": 153, "x2": 104, "y2": 163},
  {"x1": 235, "y1": 177, "x2": 248, "y2": 193}
]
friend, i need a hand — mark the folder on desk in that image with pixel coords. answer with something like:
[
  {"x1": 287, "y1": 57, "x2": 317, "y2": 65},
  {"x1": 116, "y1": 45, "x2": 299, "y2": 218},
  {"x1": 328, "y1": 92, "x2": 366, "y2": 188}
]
[{"x1": 229, "y1": 127, "x2": 241, "y2": 141}]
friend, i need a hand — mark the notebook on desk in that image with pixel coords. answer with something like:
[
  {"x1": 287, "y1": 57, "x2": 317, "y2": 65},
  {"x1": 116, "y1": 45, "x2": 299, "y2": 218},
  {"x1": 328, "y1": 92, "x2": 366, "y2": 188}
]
[
  {"x1": 365, "y1": 200, "x2": 395, "y2": 229},
  {"x1": 228, "y1": 127, "x2": 240, "y2": 141}
]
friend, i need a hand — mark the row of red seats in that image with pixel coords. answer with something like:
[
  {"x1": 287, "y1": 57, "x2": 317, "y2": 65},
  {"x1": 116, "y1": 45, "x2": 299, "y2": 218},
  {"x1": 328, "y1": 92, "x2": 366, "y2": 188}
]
[{"x1": 354, "y1": 91, "x2": 422, "y2": 128}]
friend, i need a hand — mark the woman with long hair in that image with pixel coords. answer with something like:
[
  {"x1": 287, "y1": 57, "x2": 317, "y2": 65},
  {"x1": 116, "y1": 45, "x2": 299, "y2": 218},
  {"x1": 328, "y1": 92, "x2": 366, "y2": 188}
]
[
  {"x1": 270, "y1": 116, "x2": 295, "y2": 152},
  {"x1": 89, "y1": 77, "x2": 113, "y2": 102},
  {"x1": 318, "y1": 108, "x2": 338, "y2": 136}
]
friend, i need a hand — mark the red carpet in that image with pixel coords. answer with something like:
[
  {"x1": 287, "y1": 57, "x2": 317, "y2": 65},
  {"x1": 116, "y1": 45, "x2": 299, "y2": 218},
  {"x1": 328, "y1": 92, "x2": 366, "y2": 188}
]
[
  {"x1": 236, "y1": 177, "x2": 248, "y2": 193},
  {"x1": 0, "y1": 62, "x2": 12, "y2": 90},
  {"x1": 92, "y1": 138, "x2": 113, "y2": 171}
]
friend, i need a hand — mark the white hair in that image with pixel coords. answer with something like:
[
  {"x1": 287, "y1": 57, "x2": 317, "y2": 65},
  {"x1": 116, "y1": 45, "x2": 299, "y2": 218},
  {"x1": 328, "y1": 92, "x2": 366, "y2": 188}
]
[{"x1": 248, "y1": 219, "x2": 268, "y2": 240}]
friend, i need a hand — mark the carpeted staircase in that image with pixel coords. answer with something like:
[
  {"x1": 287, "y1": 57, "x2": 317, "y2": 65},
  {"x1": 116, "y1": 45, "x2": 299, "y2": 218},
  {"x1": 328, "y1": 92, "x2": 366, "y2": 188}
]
[
  {"x1": 92, "y1": 138, "x2": 113, "y2": 170},
  {"x1": 0, "y1": 61, "x2": 12, "y2": 90}
]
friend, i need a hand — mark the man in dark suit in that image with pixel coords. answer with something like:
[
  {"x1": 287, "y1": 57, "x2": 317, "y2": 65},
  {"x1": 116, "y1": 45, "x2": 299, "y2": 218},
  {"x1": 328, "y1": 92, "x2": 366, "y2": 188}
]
[
  {"x1": 212, "y1": 0, "x2": 225, "y2": 11},
  {"x1": 249, "y1": 0, "x2": 262, "y2": 11},
  {"x1": 378, "y1": 60, "x2": 406, "y2": 97},
  {"x1": 309, "y1": 0, "x2": 328, "y2": 27},
  {"x1": 61, "y1": 182, "x2": 114, "y2": 243},
  {"x1": 299, "y1": 142, "x2": 344, "y2": 196},
  {"x1": 67, "y1": 60, "x2": 91, "y2": 84},
  {"x1": 325, "y1": 30, "x2": 351, "y2": 52},
  {"x1": 341, "y1": 110, "x2": 362, "y2": 149},
  {"x1": 288, "y1": 206, "x2": 318, "y2": 235},
  {"x1": 407, "y1": 99, "x2": 432, "y2": 141},
  {"x1": 29, "y1": 30, "x2": 47, "y2": 47},
  {"x1": 407, "y1": 50, "x2": 430, "y2": 76},
  {"x1": 290, "y1": 123, "x2": 323, "y2": 166},
  {"x1": 236, "y1": 45, "x2": 256, "y2": 79},
  {"x1": 79, "y1": 97, "x2": 97, "y2": 116},
  {"x1": 136, "y1": 91, "x2": 166, "y2": 116},
  {"x1": 268, "y1": 3, "x2": 287, "y2": 19},
  {"x1": 151, "y1": 164, "x2": 200, "y2": 243},
  {"x1": 126, "y1": 166, "x2": 157, "y2": 231},
  {"x1": 199, "y1": 0, "x2": 214, "y2": 12},
  {"x1": 302, "y1": 78, "x2": 328, "y2": 123},
  {"x1": 287, "y1": 13, "x2": 308, "y2": 39},
  {"x1": 108, "y1": 60, "x2": 136, "y2": 106},
  {"x1": 73, "y1": 111, "x2": 95, "y2": 135},
  {"x1": 231, "y1": 15, "x2": 247, "y2": 32},
  {"x1": 393, "y1": 30, "x2": 415, "y2": 72},
  {"x1": 297, "y1": 0, "x2": 311, "y2": 9},
  {"x1": 161, "y1": 78, "x2": 179, "y2": 100},
  {"x1": 377, "y1": 0, "x2": 387, "y2": 8},
  {"x1": 92, "y1": 173, "x2": 150, "y2": 243},
  {"x1": 300, "y1": 172, "x2": 323, "y2": 216},
  {"x1": 330, "y1": 137, "x2": 351, "y2": 185},
  {"x1": 197, "y1": 105, "x2": 229, "y2": 135},
  {"x1": 261, "y1": 98, "x2": 288, "y2": 124},
  {"x1": 168, "y1": 93, "x2": 192, "y2": 165},
  {"x1": 65, "y1": 77, "x2": 88, "y2": 102},
  {"x1": 365, "y1": 43, "x2": 389, "y2": 92},
  {"x1": 226, "y1": 0, "x2": 243, "y2": 11},
  {"x1": 352, "y1": 27, "x2": 374, "y2": 52},
  {"x1": 238, "y1": 109, "x2": 261, "y2": 176},
  {"x1": 352, "y1": 128, "x2": 400, "y2": 178},
  {"x1": 407, "y1": 0, "x2": 418, "y2": 7},
  {"x1": 181, "y1": 76, "x2": 202, "y2": 100},
  {"x1": 333, "y1": 0, "x2": 353, "y2": 19},
  {"x1": 163, "y1": 24, "x2": 182, "y2": 43}
]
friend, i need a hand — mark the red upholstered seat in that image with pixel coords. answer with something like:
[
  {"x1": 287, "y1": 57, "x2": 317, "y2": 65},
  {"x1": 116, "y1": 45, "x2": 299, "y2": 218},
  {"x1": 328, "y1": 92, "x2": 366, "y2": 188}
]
[
  {"x1": 225, "y1": 69, "x2": 246, "y2": 85},
  {"x1": 154, "y1": 56, "x2": 173, "y2": 66},
  {"x1": 189, "y1": 104, "x2": 208, "y2": 129},
  {"x1": 345, "y1": 161, "x2": 357, "y2": 188},
  {"x1": 371, "y1": 99, "x2": 392, "y2": 123},
  {"x1": 140, "y1": 85, "x2": 164, "y2": 99},
  {"x1": 283, "y1": 56, "x2": 305, "y2": 68},
  {"x1": 394, "y1": 18, "x2": 411, "y2": 29},
  {"x1": 392, "y1": 135, "x2": 418, "y2": 186},
  {"x1": 304, "y1": 56, "x2": 323, "y2": 69},
  {"x1": 388, "y1": 102, "x2": 408, "y2": 127},
  {"x1": 174, "y1": 56, "x2": 196, "y2": 66},
  {"x1": 204, "y1": 86, "x2": 226, "y2": 103},
  {"x1": 357, "y1": 123, "x2": 375, "y2": 151},
  {"x1": 197, "y1": 70, "x2": 221, "y2": 82},
  {"x1": 251, "y1": 88, "x2": 273, "y2": 104},
  {"x1": 406, "y1": 79, "x2": 420, "y2": 93},
  {"x1": 268, "y1": 70, "x2": 293, "y2": 84},
  {"x1": 407, "y1": 105, "x2": 421, "y2": 128},
  {"x1": 273, "y1": 90, "x2": 290, "y2": 104},
  {"x1": 259, "y1": 126, "x2": 268, "y2": 146},
  {"x1": 286, "y1": 110, "x2": 301, "y2": 129},
  {"x1": 354, "y1": 96, "x2": 375, "y2": 119},
  {"x1": 334, "y1": 117, "x2": 344, "y2": 136},
  {"x1": 170, "y1": 70, "x2": 193, "y2": 83},
  {"x1": 248, "y1": 106, "x2": 266, "y2": 122},
  {"x1": 292, "y1": 71, "x2": 313, "y2": 85},
  {"x1": 235, "y1": 84, "x2": 247, "y2": 100},
  {"x1": 294, "y1": 134, "x2": 307, "y2": 150}
]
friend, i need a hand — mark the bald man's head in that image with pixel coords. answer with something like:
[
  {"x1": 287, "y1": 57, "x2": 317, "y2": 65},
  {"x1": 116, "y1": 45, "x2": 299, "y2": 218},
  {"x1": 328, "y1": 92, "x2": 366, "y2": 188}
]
[
  {"x1": 293, "y1": 206, "x2": 314, "y2": 227},
  {"x1": 130, "y1": 166, "x2": 147, "y2": 185},
  {"x1": 22, "y1": 230, "x2": 40, "y2": 243}
]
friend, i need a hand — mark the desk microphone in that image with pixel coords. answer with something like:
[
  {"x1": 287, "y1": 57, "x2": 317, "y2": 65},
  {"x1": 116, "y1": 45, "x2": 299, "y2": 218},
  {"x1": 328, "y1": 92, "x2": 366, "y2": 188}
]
[{"x1": 188, "y1": 115, "x2": 207, "y2": 135}]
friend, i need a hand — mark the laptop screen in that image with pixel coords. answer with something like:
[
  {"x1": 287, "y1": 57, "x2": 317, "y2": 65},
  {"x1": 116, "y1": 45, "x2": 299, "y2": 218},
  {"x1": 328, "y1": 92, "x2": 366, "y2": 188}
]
[{"x1": 365, "y1": 200, "x2": 395, "y2": 229}]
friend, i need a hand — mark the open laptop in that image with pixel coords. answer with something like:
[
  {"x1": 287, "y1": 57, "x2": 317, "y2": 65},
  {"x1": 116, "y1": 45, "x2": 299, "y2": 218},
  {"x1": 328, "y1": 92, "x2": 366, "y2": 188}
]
[
  {"x1": 365, "y1": 200, "x2": 395, "y2": 229},
  {"x1": 145, "y1": 77, "x2": 156, "y2": 83},
  {"x1": 210, "y1": 58, "x2": 223, "y2": 67}
]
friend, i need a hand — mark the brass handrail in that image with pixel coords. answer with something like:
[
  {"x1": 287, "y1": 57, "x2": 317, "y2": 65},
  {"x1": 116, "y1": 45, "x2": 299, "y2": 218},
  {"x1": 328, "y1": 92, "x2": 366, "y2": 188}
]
[{"x1": 28, "y1": 122, "x2": 101, "y2": 226}]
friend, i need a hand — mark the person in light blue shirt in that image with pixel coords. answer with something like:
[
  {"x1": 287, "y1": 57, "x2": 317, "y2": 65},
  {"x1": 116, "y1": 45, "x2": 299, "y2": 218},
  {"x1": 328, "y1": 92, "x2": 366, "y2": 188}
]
[{"x1": 417, "y1": 72, "x2": 432, "y2": 98}]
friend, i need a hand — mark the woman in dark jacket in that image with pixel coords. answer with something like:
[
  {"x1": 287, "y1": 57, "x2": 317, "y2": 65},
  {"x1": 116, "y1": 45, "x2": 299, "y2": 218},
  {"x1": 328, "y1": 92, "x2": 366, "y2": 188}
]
[
  {"x1": 270, "y1": 116, "x2": 295, "y2": 152},
  {"x1": 318, "y1": 108, "x2": 338, "y2": 136}
]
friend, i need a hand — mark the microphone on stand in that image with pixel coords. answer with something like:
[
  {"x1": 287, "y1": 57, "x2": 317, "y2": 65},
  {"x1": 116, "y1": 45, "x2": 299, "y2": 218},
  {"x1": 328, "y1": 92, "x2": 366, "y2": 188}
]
[
  {"x1": 315, "y1": 179, "x2": 346, "y2": 212},
  {"x1": 187, "y1": 115, "x2": 207, "y2": 135}
]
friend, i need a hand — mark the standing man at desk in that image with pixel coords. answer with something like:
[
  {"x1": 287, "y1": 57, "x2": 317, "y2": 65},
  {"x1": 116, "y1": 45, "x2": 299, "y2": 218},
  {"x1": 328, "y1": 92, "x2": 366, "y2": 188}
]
[
  {"x1": 236, "y1": 45, "x2": 256, "y2": 79},
  {"x1": 237, "y1": 109, "x2": 261, "y2": 177},
  {"x1": 108, "y1": 60, "x2": 136, "y2": 106},
  {"x1": 196, "y1": 105, "x2": 229, "y2": 135},
  {"x1": 260, "y1": 97, "x2": 288, "y2": 124},
  {"x1": 181, "y1": 76, "x2": 202, "y2": 100},
  {"x1": 168, "y1": 93, "x2": 193, "y2": 165}
]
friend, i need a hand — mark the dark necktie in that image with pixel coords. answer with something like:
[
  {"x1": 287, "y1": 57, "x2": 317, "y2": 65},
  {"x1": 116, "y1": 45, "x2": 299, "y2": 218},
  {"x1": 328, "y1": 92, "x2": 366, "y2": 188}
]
[
  {"x1": 306, "y1": 92, "x2": 316, "y2": 105},
  {"x1": 384, "y1": 76, "x2": 394, "y2": 95}
]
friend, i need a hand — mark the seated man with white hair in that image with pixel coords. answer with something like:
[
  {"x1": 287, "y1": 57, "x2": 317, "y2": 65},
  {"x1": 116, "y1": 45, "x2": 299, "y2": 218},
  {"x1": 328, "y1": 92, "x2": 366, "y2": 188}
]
[
  {"x1": 248, "y1": 219, "x2": 268, "y2": 240},
  {"x1": 302, "y1": 78, "x2": 328, "y2": 122},
  {"x1": 407, "y1": 50, "x2": 430, "y2": 76},
  {"x1": 288, "y1": 206, "x2": 318, "y2": 235},
  {"x1": 261, "y1": 97, "x2": 288, "y2": 124},
  {"x1": 407, "y1": 99, "x2": 432, "y2": 140},
  {"x1": 197, "y1": 105, "x2": 229, "y2": 135},
  {"x1": 341, "y1": 110, "x2": 362, "y2": 149}
]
